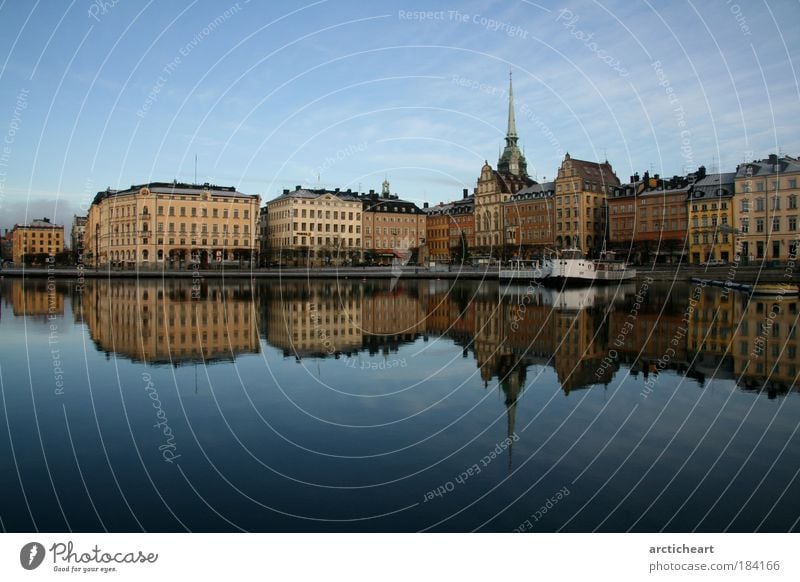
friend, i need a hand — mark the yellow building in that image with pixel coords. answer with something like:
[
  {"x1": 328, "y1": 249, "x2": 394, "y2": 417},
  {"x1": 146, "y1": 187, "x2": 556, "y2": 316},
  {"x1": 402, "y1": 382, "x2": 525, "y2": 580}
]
[
  {"x1": 10, "y1": 217, "x2": 64, "y2": 264},
  {"x1": 687, "y1": 171, "x2": 736, "y2": 264},
  {"x1": 733, "y1": 154, "x2": 800, "y2": 263},
  {"x1": 85, "y1": 182, "x2": 260, "y2": 268},
  {"x1": 553, "y1": 153, "x2": 619, "y2": 254},
  {"x1": 265, "y1": 187, "x2": 362, "y2": 266}
]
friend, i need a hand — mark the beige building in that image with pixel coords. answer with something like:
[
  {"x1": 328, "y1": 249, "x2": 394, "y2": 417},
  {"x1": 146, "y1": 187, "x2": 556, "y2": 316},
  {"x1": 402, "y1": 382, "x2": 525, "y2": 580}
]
[
  {"x1": 362, "y1": 179, "x2": 426, "y2": 264},
  {"x1": 85, "y1": 182, "x2": 260, "y2": 269},
  {"x1": 554, "y1": 153, "x2": 620, "y2": 254},
  {"x1": 734, "y1": 154, "x2": 800, "y2": 263},
  {"x1": 10, "y1": 217, "x2": 64, "y2": 263},
  {"x1": 265, "y1": 187, "x2": 362, "y2": 266}
]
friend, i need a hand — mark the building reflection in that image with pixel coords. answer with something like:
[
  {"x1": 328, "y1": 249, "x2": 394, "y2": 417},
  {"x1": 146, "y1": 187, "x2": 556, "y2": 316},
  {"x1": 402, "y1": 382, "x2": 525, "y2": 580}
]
[
  {"x1": 82, "y1": 278, "x2": 260, "y2": 365},
  {"x1": 6, "y1": 278, "x2": 65, "y2": 317},
  {"x1": 4, "y1": 276, "x2": 794, "y2": 398},
  {"x1": 733, "y1": 294, "x2": 799, "y2": 398}
]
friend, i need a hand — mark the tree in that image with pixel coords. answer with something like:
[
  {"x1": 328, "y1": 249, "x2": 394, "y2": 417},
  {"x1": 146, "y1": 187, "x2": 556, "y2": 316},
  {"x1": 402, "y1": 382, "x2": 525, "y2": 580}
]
[{"x1": 451, "y1": 232, "x2": 470, "y2": 265}]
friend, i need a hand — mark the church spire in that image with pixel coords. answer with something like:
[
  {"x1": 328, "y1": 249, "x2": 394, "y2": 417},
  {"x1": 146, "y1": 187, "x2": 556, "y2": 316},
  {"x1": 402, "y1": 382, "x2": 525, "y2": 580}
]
[
  {"x1": 497, "y1": 71, "x2": 528, "y2": 178},
  {"x1": 507, "y1": 71, "x2": 517, "y2": 141}
]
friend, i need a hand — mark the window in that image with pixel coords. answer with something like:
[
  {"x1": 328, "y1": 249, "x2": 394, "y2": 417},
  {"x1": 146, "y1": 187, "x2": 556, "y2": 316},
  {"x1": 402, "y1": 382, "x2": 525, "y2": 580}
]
[
  {"x1": 756, "y1": 218, "x2": 764, "y2": 233},
  {"x1": 741, "y1": 218, "x2": 749, "y2": 233},
  {"x1": 790, "y1": 216, "x2": 797, "y2": 231},
  {"x1": 773, "y1": 240, "x2": 780, "y2": 258},
  {"x1": 772, "y1": 217, "x2": 780, "y2": 232},
  {"x1": 772, "y1": 196, "x2": 781, "y2": 210},
  {"x1": 756, "y1": 197, "x2": 765, "y2": 211},
  {"x1": 741, "y1": 199, "x2": 750, "y2": 212}
]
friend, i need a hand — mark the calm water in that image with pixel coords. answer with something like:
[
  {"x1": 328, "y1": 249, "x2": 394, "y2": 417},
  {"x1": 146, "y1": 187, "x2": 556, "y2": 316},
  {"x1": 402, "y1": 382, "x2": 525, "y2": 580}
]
[{"x1": 0, "y1": 275, "x2": 798, "y2": 532}]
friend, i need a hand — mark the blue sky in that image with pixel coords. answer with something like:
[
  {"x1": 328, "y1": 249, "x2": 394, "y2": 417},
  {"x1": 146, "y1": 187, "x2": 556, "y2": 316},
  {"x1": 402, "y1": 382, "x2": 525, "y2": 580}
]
[{"x1": 0, "y1": 0, "x2": 798, "y2": 231}]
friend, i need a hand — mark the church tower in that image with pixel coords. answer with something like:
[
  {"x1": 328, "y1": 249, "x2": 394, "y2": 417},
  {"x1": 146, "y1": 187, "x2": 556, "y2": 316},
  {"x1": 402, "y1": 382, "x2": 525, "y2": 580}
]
[{"x1": 497, "y1": 72, "x2": 528, "y2": 177}]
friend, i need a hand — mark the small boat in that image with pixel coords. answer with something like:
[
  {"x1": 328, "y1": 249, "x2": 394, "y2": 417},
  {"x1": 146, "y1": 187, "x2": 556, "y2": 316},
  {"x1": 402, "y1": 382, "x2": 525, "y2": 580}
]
[
  {"x1": 547, "y1": 247, "x2": 636, "y2": 285},
  {"x1": 499, "y1": 258, "x2": 552, "y2": 281}
]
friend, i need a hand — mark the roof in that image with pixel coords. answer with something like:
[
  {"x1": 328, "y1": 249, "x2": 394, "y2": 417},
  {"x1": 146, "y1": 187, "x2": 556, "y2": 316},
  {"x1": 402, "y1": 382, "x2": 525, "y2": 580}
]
[
  {"x1": 361, "y1": 196, "x2": 424, "y2": 214},
  {"x1": 561, "y1": 155, "x2": 620, "y2": 185},
  {"x1": 691, "y1": 172, "x2": 736, "y2": 199},
  {"x1": 510, "y1": 181, "x2": 555, "y2": 201},
  {"x1": 736, "y1": 155, "x2": 800, "y2": 178},
  {"x1": 93, "y1": 182, "x2": 257, "y2": 205},
  {"x1": 270, "y1": 188, "x2": 360, "y2": 203}
]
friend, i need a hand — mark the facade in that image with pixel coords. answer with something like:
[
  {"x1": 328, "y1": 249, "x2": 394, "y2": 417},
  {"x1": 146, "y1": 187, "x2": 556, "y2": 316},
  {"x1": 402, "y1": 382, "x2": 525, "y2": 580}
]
[
  {"x1": 424, "y1": 202, "x2": 451, "y2": 263},
  {"x1": 0, "y1": 231, "x2": 11, "y2": 262},
  {"x1": 448, "y1": 193, "x2": 475, "y2": 264},
  {"x1": 10, "y1": 217, "x2": 65, "y2": 264},
  {"x1": 258, "y1": 206, "x2": 269, "y2": 266},
  {"x1": 608, "y1": 172, "x2": 690, "y2": 264},
  {"x1": 688, "y1": 171, "x2": 735, "y2": 264},
  {"x1": 361, "y1": 179, "x2": 426, "y2": 264},
  {"x1": 85, "y1": 182, "x2": 260, "y2": 269},
  {"x1": 265, "y1": 187, "x2": 362, "y2": 266},
  {"x1": 474, "y1": 74, "x2": 533, "y2": 259},
  {"x1": 553, "y1": 153, "x2": 619, "y2": 254},
  {"x1": 503, "y1": 181, "x2": 556, "y2": 258},
  {"x1": 71, "y1": 215, "x2": 87, "y2": 259},
  {"x1": 733, "y1": 154, "x2": 800, "y2": 263}
]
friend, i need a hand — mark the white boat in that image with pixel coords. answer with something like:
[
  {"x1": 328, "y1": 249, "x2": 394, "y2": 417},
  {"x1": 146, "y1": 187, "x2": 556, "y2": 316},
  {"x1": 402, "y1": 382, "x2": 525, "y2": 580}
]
[
  {"x1": 547, "y1": 248, "x2": 636, "y2": 285},
  {"x1": 499, "y1": 258, "x2": 552, "y2": 281}
]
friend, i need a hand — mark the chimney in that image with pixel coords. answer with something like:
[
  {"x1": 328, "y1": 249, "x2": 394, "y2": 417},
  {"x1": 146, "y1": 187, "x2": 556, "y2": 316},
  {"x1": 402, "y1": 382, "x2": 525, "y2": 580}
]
[
  {"x1": 369, "y1": 189, "x2": 375, "y2": 196},
  {"x1": 768, "y1": 153, "x2": 778, "y2": 164},
  {"x1": 463, "y1": 188, "x2": 469, "y2": 199},
  {"x1": 697, "y1": 166, "x2": 706, "y2": 180},
  {"x1": 423, "y1": 202, "x2": 429, "y2": 209},
  {"x1": 283, "y1": 189, "x2": 289, "y2": 195},
  {"x1": 633, "y1": 172, "x2": 640, "y2": 182},
  {"x1": 295, "y1": 185, "x2": 301, "y2": 191}
]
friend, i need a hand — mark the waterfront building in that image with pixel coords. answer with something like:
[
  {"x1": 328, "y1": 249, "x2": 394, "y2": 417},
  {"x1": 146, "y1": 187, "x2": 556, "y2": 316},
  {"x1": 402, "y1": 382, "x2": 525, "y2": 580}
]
[
  {"x1": 361, "y1": 179, "x2": 426, "y2": 264},
  {"x1": 687, "y1": 171, "x2": 735, "y2": 264},
  {"x1": 474, "y1": 74, "x2": 533, "y2": 259},
  {"x1": 607, "y1": 172, "x2": 690, "y2": 264},
  {"x1": 733, "y1": 154, "x2": 800, "y2": 263},
  {"x1": 424, "y1": 202, "x2": 452, "y2": 263},
  {"x1": 9, "y1": 217, "x2": 65, "y2": 264},
  {"x1": 265, "y1": 186, "x2": 362, "y2": 266},
  {"x1": 258, "y1": 206, "x2": 269, "y2": 266},
  {"x1": 71, "y1": 215, "x2": 87, "y2": 260},
  {"x1": 0, "y1": 231, "x2": 11, "y2": 262},
  {"x1": 448, "y1": 192, "x2": 475, "y2": 264},
  {"x1": 85, "y1": 182, "x2": 260, "y2": 269},
  {"x1": 503, "y1": 181, "x2": 556, "y2": 258},
  {"x1": 553, "y1": 153, "x2": 619, "y2": 254}
]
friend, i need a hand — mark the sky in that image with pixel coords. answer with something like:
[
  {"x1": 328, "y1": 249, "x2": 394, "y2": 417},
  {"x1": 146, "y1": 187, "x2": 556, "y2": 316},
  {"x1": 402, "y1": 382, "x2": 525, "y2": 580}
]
[{"x1": 0, "y1": 0, "x2": 798, "y2": 232}]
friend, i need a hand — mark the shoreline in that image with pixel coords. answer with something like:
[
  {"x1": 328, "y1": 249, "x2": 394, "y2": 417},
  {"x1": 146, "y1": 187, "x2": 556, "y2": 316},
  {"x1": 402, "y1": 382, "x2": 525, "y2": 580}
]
[{"x1": 0, "y1": 265, "x2": 796, "y2": 283}]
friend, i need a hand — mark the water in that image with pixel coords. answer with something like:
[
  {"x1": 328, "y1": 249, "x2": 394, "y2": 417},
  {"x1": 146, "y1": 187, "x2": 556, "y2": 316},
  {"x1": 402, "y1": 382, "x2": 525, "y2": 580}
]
[{"x1": 0, "y1": 276, "x2": 798, "y2": 532}]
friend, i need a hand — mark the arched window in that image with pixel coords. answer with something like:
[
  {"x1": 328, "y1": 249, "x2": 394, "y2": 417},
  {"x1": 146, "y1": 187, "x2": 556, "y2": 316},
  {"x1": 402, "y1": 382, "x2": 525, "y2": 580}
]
[
  {"x1": 157, "y1": 249, "x2": 163, "y2": 261},
  {"x1": 142, "y1": 249, "x2": 149, "y2": 261}
]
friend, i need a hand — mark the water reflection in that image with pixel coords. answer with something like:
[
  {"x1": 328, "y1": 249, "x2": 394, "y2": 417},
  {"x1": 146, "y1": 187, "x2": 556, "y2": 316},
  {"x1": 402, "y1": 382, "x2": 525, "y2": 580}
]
[
  {"x1": 2, "y1": 277, "x2": 796, "y2": 395},
  {"x1": 82, "y1": 279, "x2": 260, "y2": 365}
]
